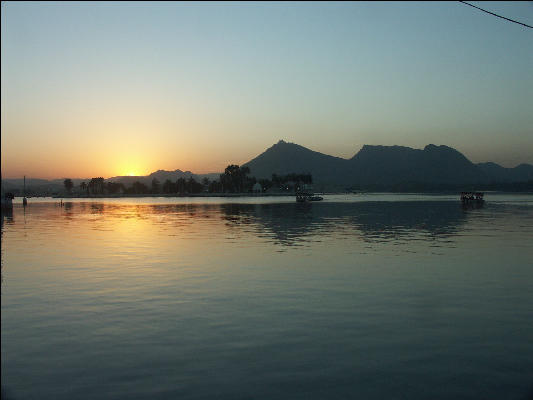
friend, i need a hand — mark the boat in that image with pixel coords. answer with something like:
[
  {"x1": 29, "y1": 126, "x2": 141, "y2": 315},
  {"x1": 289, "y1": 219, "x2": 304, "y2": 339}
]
[
  {"x1": 296, "y1": 191, "x2": 323, "y2": 203},
  {"x1": 294, "y1": 183, "x2": 323, "y2": 202},
  {"x1": 460, "y1": 191, "x2": 484, "y2": 205}
]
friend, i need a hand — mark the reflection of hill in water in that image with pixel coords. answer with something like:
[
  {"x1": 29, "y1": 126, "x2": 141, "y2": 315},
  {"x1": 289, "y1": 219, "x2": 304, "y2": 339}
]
[
  {"x1": 53, "y1": 201, "x2": 471, "y2": 247},
  {"x1": 219, "y1": 201, "x2": 470, "y2": 246}
]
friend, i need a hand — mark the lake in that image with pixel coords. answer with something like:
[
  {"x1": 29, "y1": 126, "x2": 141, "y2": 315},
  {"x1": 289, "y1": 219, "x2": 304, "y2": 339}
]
[{"x1": 2, "y1": 194, "x2": 533, "y2": 400}]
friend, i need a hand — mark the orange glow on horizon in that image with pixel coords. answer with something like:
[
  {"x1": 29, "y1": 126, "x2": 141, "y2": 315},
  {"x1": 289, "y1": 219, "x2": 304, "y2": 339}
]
[
  {"x1": 121, "y1": 170, "x2": 144, "y2": 178},
  {"x1": 113, "y1": 155, "x2": 152, "y2": 178}
]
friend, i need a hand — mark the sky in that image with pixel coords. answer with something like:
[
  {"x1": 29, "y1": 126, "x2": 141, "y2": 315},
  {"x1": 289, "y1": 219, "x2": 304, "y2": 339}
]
[{"x1": 1, "y1": 1, "x2": 532, "y2": 179}]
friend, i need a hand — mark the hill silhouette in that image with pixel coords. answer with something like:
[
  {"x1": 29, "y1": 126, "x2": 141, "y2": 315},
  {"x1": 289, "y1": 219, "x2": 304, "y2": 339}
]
[
  {"x1": 477, "y1": 162, "x2": 533, "y2": 183},
  {"x1": 243, "y1": 140, "x2": 533, "y2": 189},
  {"x1": 243, "y1": 140, "x2": 347, "y2": 183},
  {"x1": 348, "y1": 144, "x2": 484, "y2": 185},
  {"x1": 2, "y1": 141, "x2": 532, "y2": 194},
  {"x1": 105, "y1": 170, "x2": 220, "y2": 186}
]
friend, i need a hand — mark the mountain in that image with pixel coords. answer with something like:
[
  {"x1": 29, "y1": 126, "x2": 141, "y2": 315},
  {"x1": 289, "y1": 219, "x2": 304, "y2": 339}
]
[
  {"x1": 2, "y1": 141, "x2": 532, "y2": 194},
  {"x1": 1, "y1": 171, "x2": 221, "y2": 195},
  {"x1": 106, "y1": 170, "x2": 221, "y2": 186},
  {"x1": 242, "y1": 140, "x2": 348, "y2": 183},
  {"x1": 347, "y1": 144, "x2": 485, "y2": 185},
  {"x1": 243, "y1": 141, "x2": 532, "y2": 188},
  {"x1": 477, "y1": 162, "x2": 533, "y2": 183},
  {"x1": 106, "y1": 169, "x2": 195, "y2": 186},
  {"x1": 1, "y1": 178, "x2": 65, "y2": 195},
  {"x1": 148, "y1": 170, "x2": 220, "y2": 183}
]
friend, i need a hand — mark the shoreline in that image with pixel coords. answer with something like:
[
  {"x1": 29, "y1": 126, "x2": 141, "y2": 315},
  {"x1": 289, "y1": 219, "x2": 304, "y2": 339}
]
[
  {"x1": 51, "y1": 193, "x2": 296, "y2": 199},
  {"x1": 19, "y1": 190, "x2": 533, "y2": 200}
]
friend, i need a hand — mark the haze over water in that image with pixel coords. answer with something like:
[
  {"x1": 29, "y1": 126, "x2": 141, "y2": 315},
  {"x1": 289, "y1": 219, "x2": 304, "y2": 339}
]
[{"x1": 2, "y1": 194, "x2": 533, "y2": 399}]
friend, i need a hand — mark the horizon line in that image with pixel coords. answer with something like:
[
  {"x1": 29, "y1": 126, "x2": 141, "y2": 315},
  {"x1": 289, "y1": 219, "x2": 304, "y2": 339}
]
[{"x1": 2, "y1": 141, "x2": 532, "y2": 181}]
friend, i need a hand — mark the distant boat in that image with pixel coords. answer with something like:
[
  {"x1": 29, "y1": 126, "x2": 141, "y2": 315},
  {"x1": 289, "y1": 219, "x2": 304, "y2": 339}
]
[
  {"x1": 460, "y1": 191, "x2": 484, "y2": 205},
  {"x1": 296, "y1": 189, "x2": 323, "y2": 203}
]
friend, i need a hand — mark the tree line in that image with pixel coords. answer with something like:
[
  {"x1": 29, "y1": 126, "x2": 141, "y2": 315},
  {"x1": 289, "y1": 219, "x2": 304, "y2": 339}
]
[{"x1": 64, "y1": 167, "x2": 314, "y2": 195}]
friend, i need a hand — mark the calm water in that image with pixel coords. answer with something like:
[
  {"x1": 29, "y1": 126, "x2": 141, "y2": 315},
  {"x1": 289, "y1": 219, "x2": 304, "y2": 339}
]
[{"x1": 2, "y1": 194, "x2": 533, "y2": 400}]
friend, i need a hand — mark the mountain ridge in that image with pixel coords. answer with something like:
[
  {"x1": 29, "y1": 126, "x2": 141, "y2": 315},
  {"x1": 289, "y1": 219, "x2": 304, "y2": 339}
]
[
  {"x1": 243, "y1": 140, "x2": 533, "y2": 187},
  {"x1": 2, "y1": 141, "x2": 532, "y2": 193}
]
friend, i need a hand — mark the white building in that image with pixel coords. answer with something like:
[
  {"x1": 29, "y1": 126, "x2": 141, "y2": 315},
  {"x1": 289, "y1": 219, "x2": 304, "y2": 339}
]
[{"x1": 252, "y1": 182, "x2": 262, "y2": 193}]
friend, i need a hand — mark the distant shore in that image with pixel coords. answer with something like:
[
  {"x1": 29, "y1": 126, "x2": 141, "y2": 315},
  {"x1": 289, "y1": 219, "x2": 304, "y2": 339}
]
[
  {"x1": 50, "y1": 193, "x2": 296, "y2": 199},
  {"x1": 11, "y1": 189, "x2": 532, "y2": 200}
]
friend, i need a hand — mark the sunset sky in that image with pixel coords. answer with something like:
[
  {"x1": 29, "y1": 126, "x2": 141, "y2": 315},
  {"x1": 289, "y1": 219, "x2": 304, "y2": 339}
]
[{"x1": 1, "y1": 1, "x2": 532, "y2": 179}]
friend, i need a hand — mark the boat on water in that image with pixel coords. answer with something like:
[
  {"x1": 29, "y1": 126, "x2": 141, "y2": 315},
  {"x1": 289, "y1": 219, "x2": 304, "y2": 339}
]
[
  {"x1": 460, "y1": 191, "x2": 484, "y2": 205},
  {"x1": 296, "y1": 191, "x2": 323, "y2": 203}
]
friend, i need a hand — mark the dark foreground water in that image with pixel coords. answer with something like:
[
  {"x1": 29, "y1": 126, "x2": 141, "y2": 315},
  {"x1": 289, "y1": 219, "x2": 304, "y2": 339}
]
[{"x1": 2, "y1": 194, "x2": 533, "y2": 400}]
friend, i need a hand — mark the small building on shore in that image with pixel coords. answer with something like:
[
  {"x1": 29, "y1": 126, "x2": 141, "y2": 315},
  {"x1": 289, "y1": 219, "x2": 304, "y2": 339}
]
[{"x1": 252, "y1": 182, "x2": 262, "y2": 193}]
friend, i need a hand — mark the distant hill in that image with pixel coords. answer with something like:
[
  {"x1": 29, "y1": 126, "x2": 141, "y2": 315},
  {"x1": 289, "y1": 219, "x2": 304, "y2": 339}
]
[
  {"x1": 1, "y1": 170, "x2": 221, "y2": 195},
  {"x1": 106, "y1": 170, "x2": 220, "y2": 186},
  {"x1": 106, "y1": 169, "x2": 195, "y2": 186},
  {"x1": 347, "y1": 144, "x2": 485, "y2": 185},
  {"x1": 477, "y1": 162, "x2": 533, "y2": 183},
  {"x1": 1, "y1": 178, "x2": 65, "y2": 195},
  {"x1": 2, "y1": 141, "x2": 532, "y2": 194},
  {"x1": 242, "y1": 140, "x2": 347, "y2": 183},
  {"x1": 243, "y1": 140, "x2": 533, "y2": 189}
]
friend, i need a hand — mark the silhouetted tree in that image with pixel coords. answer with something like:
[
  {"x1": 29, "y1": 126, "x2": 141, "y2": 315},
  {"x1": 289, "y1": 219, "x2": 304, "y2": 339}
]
[
  {"x1": 222, "y1": 164, "x2": 238, "y2": 192},
  {"x1": 239, "y1": 166, "x2": 251, "y2": 192},
  {"x1": 79, "y1": 181, "x2": 87, "y2": 195},
  {"x1": 64, "y1": 178, "x2": 73, "y2": 193},
  {"x1": 271, "y1": 174, "x2": 281, "y2": 188},
  {"x1": 220, "y1": 165, "x2": 253, "y2": 192},
  {"x1": 162, "y1": 179, "x2": 175, "y2": 194},
  {"x1": 187, "y1": 177, "x2": 203, "y2": 193},
  {"x1": 258, "y1": 178, "x2": 272, "y2": 192},
  {"x1": 106, "y1": 182, "x2": 124, "y2": 194},
  {"x1": 219, "y1": 173, "x2": 229, "y2": 193},
  {"x1": 88, "y1": 177, "x2": 105, "y2": 195},
  {"x1": 131, "y1": 181, "x2": 149, "y2": 194},
  {"x1": 151, "y1": 178, "x2": 161, "y2": 194},
  {"x1": 176, "y1": 178, "x2": 187, "y2": 194},
  {"x1": 207, "y1": 180, "x2": 221, "y2": 193},
  {"x1": 269, "y1": 173, "x2": 312, "y2": 192},
  {"x1": 202, "y1": 177, "x2": 210, "y2": 192}
]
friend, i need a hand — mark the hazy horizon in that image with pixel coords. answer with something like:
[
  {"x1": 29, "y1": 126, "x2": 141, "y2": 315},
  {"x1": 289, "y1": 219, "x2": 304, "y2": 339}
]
[
  {"x1": 2, "y1": 139, "x2": 533, "y2": 181},
  {"x1": 2, "y1": 2, "x2": 532, "y2": 179}
]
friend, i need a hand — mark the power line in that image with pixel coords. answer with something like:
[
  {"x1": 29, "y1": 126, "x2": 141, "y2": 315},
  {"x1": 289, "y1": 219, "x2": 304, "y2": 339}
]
[{"x1": 459, "y1": 1, "x2": 533, "y2": 29}]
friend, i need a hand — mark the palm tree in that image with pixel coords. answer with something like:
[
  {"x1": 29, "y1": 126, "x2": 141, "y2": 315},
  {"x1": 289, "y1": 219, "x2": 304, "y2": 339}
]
[
  {"x1": 132, "y1": 181, "x2": 148, "y2": 194},
  {"x1": 64, "y1": 178, "x2": 73, "y2": 194},
  {"x1": 88, "y1": 177, "x2": 105, "y2": 195},
  {"x1": 222, "y1": 164, "x2": 243, "y2": 192},
  {"x1": 162, "y1": 179, "x2": 174, "y2": 194},
  {"x1": 151, "y1": 178, "x2": 160, "y2": 194}
]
